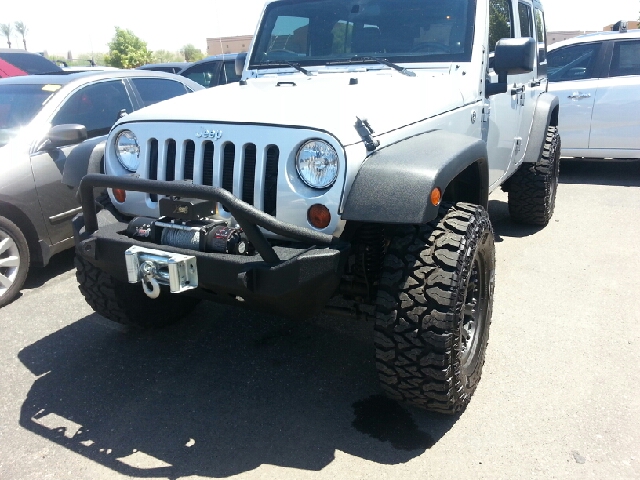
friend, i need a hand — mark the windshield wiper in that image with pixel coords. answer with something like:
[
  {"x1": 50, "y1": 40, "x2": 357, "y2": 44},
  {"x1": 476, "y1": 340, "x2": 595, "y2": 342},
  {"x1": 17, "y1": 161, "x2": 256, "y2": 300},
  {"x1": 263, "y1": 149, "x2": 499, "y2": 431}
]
[
  {"x1": 258, "y1": 60, "x2": 312, "y2": 76},
  {"x1": 327, "y1": 56, "x2": 416, "y2": 77}
]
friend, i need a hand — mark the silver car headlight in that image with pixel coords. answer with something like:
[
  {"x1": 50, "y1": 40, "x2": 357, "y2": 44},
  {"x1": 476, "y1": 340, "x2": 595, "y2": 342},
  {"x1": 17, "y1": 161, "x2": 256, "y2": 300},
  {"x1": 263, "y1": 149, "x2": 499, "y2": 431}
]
[
  {"x1": 296, "y1": 140, "x2": 339, "y2": 189},
  {"x1": 115, "y1": 130, "x2": 140, "y2": 172}
]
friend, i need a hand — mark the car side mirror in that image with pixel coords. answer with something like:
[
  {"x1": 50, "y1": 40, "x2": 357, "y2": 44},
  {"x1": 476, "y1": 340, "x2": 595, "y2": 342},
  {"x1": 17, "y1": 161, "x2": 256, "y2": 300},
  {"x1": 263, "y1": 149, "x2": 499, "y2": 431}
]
[
  {"x1": 486, "y1": 37, "x2": 536, "y2": 96},
  {"x1": 43, "y1": 124, "x2": 88, "y2": 150},
  {"x1": 235, "y1": 53, "x2": 247, "y2": 77}
]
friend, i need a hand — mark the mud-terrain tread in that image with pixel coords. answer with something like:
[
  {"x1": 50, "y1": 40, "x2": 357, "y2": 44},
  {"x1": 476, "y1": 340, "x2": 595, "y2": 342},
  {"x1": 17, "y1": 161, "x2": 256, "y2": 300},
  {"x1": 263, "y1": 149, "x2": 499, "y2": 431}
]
[
  {"x1": 75, "y1": 256, "x2": 199, "y2": 329},
  {"x1": 508, "y1": 126, "x2": 561, "y2": 226},
  {"x1": 374, "y1": 203, "x2": 495, "y2": 414}
]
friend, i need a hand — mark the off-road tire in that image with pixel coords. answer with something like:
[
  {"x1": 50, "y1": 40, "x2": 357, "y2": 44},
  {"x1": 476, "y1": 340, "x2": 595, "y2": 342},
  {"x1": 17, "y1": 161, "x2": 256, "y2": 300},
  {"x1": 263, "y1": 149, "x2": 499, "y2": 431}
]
[
  {"x1": 508, "y1": 126, "x2": 561, "y2": 226},
  {"x1": 0, "y1": 216, "x2": 30, "y2": 308},
  {"x1": 75, "y1": 256, "x2": 200, "y2": 329},
  {"x1": 374, "y1": 203, "x2": 495, "y2": 414}
]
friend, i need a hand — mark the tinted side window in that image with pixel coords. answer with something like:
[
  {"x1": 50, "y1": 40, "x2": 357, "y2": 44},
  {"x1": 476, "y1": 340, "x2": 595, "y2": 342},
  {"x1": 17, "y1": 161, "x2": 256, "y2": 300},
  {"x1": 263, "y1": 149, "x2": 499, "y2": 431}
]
[
  {"x1": 609, "y1": 40, "x2": 640, "y2": 77},
  {"x1": 218, "y1": 61, "x2": 241, "y2": 85},
  {"x1": 181, "y1": 62, "x2": 219, "y2": 88},
  {"x1": 52, "y1": 80, "x2": 133, "y2": 138},
  {"x1": 489, "y1": 0, "x2": 514, "y2": 52},
  {"x1": 518, "y1": 2, "x2": 533, "y2": 38},
  {"x1": 131, "y1": 78, "x2": 189, "y2": 107},
  {"x1": 547, "y1": 43, "x2": 602, "y2": 82}
]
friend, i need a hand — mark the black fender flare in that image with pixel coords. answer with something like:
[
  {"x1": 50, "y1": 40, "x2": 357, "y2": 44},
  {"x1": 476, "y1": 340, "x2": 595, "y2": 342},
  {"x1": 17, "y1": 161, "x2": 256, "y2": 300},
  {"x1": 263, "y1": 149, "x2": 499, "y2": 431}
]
[
  {"x1": 522, "y1": 92, "x2": 559, "y2": 164},
  {"x1": 61, "y1": 140, "x2": 106, "y2": 188},
  {"x1": 342, "y1": 131, "x2": 488, "y2": 225}
]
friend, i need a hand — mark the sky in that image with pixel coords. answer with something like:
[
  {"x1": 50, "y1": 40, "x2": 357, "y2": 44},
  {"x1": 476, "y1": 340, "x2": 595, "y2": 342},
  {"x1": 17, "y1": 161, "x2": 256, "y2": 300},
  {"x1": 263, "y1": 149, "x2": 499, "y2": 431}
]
[{"x1": 1, "y1": 0, "x2": 638, "y2": 56}]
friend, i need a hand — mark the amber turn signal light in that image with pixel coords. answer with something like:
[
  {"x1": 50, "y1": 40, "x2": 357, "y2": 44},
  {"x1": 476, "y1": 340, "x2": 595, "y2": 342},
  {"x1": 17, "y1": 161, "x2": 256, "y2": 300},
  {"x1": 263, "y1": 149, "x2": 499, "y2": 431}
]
[
  {"x1": 112, "y1": 188, "x2": 127, "y2": 203},
  {"x1": 308, "y1": 204, "x2": 331, "y2": 229},
  {"x1": 430, "y1": 187, "x2": 442, "y2": 206}
]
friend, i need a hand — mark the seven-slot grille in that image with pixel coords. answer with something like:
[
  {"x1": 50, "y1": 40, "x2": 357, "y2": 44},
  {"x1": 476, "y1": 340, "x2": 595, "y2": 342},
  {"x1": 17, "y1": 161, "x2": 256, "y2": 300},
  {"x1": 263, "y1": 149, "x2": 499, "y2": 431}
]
[{"x1": 146, "y1": 138, "x2": 279, "y2": 216}]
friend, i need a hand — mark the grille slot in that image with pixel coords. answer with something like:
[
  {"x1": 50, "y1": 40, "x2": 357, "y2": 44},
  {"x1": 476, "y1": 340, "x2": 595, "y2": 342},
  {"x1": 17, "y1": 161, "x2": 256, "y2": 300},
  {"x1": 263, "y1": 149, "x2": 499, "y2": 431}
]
[
  {"x1": 222, "y1": 143, "x2": 235, "y2": 193},
  {"x1": 184, "y1": 140, "x2": 195, "y2": 180},
  {"x1": 203, "y1": 141, "x2": 214, "y2": 186},
  {"x1": 264, "y1": 146, "x2": 279, "y2": 216},
  {"x1": 242, "y1": 144, "x2": 256, "y2": 206},
  {"x1": 166, "y1": 140, "x2": 176, "y2": 181},
  {"x1": 149, "y1": 139, "x2": 159, "y2": 202}
]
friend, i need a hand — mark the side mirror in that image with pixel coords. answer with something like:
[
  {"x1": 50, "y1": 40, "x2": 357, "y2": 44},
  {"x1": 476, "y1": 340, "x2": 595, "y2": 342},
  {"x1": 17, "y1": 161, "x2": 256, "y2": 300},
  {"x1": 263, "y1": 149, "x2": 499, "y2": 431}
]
[
  {"x1": 486, "y1": 37, "x2": 536, "y2": 96},
  {"x1": 43, "y1": 124, "x2": 88, "y2": 150},
  {"x1": 235, "y1": 53, "x2": 247, "y2": 77}
]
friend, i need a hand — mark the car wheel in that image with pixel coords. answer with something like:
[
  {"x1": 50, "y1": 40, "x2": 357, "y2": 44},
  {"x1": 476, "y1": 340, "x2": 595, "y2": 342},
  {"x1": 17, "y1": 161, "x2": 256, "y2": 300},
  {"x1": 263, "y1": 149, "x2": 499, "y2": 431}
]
[
  {"x1": 374, "y1": 203, "x2": 495, "y2": 414},
  {"x1": 508, "y1": 126, "x2": 561, "y2": 226},
  {"x1": 75, "y1": 256, "x2": 200, "y2": 329},
  {"x1": 0, "y1": 216, "x2": 30, "y2": 308}
]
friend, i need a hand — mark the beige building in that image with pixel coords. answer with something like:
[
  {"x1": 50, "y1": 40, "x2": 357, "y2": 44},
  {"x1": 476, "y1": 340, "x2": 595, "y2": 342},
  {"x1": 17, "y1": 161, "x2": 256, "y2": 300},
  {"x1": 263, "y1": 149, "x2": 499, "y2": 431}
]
[
  {"x1": 207, "y1": 36, "x2": 253, "y2": 56},
  {"x1": 548, "y1": 20, "x2": 639, "y2": 45},
  {"x1": 603, "y1": 21, "x2": 639, "y2": 31}
]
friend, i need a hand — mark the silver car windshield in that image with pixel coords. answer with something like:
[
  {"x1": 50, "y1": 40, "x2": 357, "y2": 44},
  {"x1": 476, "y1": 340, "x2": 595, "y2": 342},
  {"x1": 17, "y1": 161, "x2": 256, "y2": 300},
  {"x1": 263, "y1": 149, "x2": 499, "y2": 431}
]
[
  {"x1": 250, "y1": 0, "x2": 476, "y2": 69},
  {"x1": 0, "y1": 84, "x2": 60, "y2": 147}
]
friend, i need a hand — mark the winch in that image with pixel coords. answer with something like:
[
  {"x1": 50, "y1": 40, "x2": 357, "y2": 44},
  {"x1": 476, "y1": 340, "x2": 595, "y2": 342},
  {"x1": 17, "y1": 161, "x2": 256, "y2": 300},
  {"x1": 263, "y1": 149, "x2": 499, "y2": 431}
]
[{"x1": 125, "y1": 197, "x2": 251, "y2": 255}]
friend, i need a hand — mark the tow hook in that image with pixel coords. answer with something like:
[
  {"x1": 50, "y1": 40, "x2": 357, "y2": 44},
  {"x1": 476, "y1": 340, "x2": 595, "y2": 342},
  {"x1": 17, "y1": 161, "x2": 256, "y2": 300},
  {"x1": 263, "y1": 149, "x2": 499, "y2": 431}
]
[{"x1": 140, "y1": 261, "x2": 161, "y2": 299}]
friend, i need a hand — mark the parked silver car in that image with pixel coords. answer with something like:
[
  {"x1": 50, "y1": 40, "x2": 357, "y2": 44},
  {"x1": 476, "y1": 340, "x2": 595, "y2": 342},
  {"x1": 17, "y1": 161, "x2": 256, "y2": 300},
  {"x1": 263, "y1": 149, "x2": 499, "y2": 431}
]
[{"x1": 0, "y1": 71, "x2": 203, "y2": 307}]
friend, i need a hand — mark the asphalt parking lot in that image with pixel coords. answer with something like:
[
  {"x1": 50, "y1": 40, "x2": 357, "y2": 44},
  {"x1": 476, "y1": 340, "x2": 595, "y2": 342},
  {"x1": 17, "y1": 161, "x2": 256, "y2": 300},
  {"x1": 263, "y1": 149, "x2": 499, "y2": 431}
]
[{"x1": 0, "y1": 159, "x2": 639, "y2": 480}]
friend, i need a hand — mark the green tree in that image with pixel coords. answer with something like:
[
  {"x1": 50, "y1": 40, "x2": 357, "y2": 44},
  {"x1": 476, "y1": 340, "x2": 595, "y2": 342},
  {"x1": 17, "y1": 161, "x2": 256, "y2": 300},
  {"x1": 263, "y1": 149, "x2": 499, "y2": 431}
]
[
  {"x1": 104, "y1": 27, "x2": 153, "y2": 68},
  {"x1": 14, "y1": 21, "x2": 27, "y2": 50},
  {"x1": 0, "y1": 23, "x2": 12, "y2": 48},
  {"x1": 180, "y1": 44, "x2": 204, "y2": 62}
]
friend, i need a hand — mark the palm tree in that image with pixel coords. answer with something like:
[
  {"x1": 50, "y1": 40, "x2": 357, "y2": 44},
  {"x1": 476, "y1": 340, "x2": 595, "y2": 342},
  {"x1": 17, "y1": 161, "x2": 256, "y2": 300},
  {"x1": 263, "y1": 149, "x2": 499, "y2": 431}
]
[
  {"x1": 0, "y1": 23, "x2": 12, "y2": 48},
  {"x1": 14, "y1": 21, "x2": 27, "y2": 50}
]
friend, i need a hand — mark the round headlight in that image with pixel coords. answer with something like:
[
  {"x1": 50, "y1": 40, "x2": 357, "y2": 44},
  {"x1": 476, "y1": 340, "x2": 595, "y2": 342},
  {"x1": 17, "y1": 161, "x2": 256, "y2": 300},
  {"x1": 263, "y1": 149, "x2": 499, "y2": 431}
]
[
  {"x1": 115, "y1": 130, "x2": 140, "y2": 172},
  {"x1": 296, "y1": 140, "x2": 339, "y2": 189}
]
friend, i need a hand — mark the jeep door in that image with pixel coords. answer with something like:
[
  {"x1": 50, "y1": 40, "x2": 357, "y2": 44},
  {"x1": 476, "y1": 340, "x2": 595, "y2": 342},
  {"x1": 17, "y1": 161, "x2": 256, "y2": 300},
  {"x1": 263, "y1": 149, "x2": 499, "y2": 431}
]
[
  {"x1": 487, "y1": 0, "x2": 525, "y2": 187},
  {"x1": 588, "y1": 38, "x2": 640, "y2": 155},
  {"x1": 30, "y1": 80, "x2": 135, "y2": 244},
  {"x1": 516, "y1": 0, "x2": 548, "y2": 165}
]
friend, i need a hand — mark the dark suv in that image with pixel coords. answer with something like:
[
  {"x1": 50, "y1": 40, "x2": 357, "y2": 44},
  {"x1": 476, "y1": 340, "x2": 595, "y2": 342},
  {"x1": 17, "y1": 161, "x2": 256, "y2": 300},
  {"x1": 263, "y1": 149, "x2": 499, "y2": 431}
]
[
  {"x1": 179, "y1": 54, "x2": 241, "y2": 88},
  {"x1": 0, "y1": 49, "x2": 62, "y2": 78}
]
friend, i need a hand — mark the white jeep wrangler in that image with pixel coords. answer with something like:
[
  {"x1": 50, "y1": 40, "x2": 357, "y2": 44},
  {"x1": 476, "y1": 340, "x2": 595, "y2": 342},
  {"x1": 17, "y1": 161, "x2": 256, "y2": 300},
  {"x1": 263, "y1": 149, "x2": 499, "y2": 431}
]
[{"x1": 73, "y1": 0, "x2": 559, "y2": 414}]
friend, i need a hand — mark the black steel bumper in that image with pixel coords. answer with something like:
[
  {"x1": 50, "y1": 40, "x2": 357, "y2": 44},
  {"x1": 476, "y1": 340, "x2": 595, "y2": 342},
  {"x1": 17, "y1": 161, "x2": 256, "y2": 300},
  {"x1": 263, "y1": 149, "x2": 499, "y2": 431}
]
[{"x1": 74, "y1": 174, "x2": 350, "y2": 318}]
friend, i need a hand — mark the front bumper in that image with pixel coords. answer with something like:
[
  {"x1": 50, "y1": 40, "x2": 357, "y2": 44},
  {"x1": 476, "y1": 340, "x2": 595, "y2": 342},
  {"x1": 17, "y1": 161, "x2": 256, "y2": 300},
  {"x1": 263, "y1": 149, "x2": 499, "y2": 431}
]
[{"x1": 74, "y1": 174, "x2": 350, "y2": 318}]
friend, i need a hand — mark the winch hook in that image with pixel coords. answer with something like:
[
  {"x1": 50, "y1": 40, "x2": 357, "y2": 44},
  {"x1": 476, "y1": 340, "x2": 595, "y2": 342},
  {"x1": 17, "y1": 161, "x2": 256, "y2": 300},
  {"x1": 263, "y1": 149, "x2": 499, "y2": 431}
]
[{"x1": 140, "y1": 261, "x2": 161, "y2": 299}]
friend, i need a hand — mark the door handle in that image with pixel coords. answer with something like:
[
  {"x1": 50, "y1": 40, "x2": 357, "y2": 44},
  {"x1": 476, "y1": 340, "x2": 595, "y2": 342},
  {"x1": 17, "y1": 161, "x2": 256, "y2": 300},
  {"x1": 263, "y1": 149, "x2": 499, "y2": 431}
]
[{"x1": 568, "y1": 92, "x2": 591, "y2": 99}]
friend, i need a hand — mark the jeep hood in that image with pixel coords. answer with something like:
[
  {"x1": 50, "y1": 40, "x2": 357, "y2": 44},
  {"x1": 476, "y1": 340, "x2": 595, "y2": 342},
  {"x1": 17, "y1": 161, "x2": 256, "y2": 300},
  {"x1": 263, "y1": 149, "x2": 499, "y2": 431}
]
[{"x1": 121, "y1": 71, "x2": 465, "y2": 146}]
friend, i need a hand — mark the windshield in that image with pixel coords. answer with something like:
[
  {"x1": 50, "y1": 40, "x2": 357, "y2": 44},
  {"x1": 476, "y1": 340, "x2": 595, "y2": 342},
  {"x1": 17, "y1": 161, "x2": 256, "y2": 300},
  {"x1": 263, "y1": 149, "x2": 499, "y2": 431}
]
[
  {"x1": 0, "y1": 84, "x2": 60, "y2": 147},
  {"x1": 250, "y1": 0, "x2": 476, "y2": 69}
]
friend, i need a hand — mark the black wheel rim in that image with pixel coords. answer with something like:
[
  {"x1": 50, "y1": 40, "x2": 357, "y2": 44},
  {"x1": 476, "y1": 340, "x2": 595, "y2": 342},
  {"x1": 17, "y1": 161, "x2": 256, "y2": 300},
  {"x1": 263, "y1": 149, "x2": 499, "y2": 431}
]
[{"x1": 460, "y1": 247, "x2": 490, "y2": 374}]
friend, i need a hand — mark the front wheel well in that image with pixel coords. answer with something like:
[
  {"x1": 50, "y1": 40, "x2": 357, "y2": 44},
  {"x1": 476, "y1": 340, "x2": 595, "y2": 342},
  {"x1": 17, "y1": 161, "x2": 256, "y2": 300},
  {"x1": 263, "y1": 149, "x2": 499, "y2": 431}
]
[{"x1": 442, "y1": 160, "x2": 489, "y2": 209}]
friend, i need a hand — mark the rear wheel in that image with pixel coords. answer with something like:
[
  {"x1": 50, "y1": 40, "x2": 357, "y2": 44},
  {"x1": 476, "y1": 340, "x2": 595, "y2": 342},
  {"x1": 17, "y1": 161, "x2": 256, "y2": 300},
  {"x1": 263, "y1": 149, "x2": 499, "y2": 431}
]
[
  {"x1": 374, "y1": 203, "x2": 495, "y2": 414},
  {"x1": 508, "y1": 126, "x2": 561, "y2": 226},
  {"x1": 0, "y1": 216, "x2": 30, "y2": 308},
  {"x1": 75, "y1": 256, "x2": 200, "y2": 329}
]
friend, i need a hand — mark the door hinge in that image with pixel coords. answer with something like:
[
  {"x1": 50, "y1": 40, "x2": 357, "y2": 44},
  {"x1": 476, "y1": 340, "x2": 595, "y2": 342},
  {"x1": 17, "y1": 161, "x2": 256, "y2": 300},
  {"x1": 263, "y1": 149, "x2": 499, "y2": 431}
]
[
  {"x1": 481, "y1": 107, "x2": 490, "y2": 123},
  {"x1": 514, "y1": 137, "x2": 522, "y2": 154}
]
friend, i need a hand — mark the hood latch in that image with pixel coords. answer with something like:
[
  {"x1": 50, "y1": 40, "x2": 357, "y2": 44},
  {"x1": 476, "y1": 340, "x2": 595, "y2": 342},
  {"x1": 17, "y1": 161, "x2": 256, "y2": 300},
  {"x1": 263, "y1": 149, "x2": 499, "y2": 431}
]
[{"x1": 355, "y1": 117, "x2": 380, "y2": 152}]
